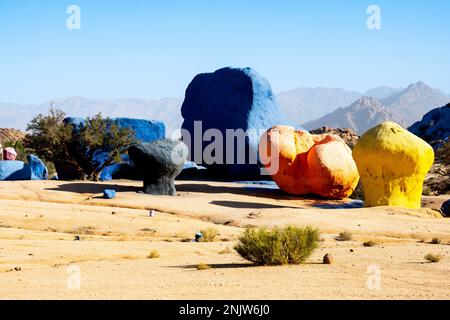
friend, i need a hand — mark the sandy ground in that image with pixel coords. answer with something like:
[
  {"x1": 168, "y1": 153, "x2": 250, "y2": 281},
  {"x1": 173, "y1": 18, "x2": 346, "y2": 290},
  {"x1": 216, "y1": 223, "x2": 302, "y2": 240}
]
[{"x1": 0, "y1": 179, "x2": 449, "y2": 300}]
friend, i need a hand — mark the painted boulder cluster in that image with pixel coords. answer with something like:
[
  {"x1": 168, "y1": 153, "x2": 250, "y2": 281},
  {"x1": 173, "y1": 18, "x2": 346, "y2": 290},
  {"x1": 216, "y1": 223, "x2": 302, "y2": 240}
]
[
  {"x1": 353, "y1": 122, "x2": 434, "y2": 209},
  {"x1": 0, "y1": 154, "x2": 48, "y2": 181},
  {"x1": 259, "y1": 126, "x2": 360, "y2": 199},
  {"x1": 181, "y1": 67, "x2": 288, "y2": 178},
  {"x1": 258, "y1": 122, "x2": 434, "y2": 208}
]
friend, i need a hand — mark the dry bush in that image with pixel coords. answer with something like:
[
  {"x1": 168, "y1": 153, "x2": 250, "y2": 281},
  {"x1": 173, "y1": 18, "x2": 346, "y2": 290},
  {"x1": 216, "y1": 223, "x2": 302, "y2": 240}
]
[
  {"x1": 197, "y1": 263, "x2": 211, "y2": 270},
  {"x1": 147, "y1": 250, "x2": 160, "y2": 259},
  {"x1": 363, "y1": 241, "x2": 377, "y2": 247},
  {"x1": 431, "y1": 238, "x2": 442, "y2": 245},
  {"x1": 234, "y1": 226, "x2": 320, "y2": 266},
  {"x1": 425, "y1": 253, "x2": 443, "y2": 263},
  {"x1": 199, "y1": 227, "x2": 219, "y2": 242},
  {"x1": 336, "y1": 231, "x2": 353, "y2": 241}
]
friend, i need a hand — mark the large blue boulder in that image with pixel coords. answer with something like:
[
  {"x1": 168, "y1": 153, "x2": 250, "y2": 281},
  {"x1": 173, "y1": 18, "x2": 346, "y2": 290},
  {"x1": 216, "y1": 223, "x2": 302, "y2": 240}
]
[
  {"x1": 61, "y1": 117, "x2": 166, "y2": 181},
  {"x1": 27, "y1": 154, "x2": 49, "y2": 180},
  {"x1": 0, "y1": 155, "x2": 48, "y2": 181},
  {"x1": 409, "y1": 103, "x2": 450, "y2": 148},
  {"x1": 180, "y1": 67, "x2": 288, "y2": 178}
]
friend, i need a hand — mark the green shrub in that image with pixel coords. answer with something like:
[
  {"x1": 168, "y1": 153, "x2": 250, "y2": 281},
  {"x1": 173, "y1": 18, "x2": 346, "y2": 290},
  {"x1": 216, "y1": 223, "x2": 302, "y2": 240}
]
[
  {"x1": 199, "y1": 227, "x2": 219, "y2": 242},
  {"x1": 234, "y1": 226, "x2": 320, "y2": 266}
]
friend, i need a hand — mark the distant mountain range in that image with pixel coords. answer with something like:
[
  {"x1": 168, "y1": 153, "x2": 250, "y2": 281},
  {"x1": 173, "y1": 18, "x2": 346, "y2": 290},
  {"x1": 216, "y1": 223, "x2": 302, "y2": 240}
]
[
  {"x1": 302, "y1": 97, "x2": 404, "y2": 135},
  {"x1": 277, "y1": 87, "x2": 362, "y2": 125},
  {"x1": 279, "y1": 81, "x2": 449, "y2": 128},
  {"x1": 0, "y1": 97, "x2": 183, "y2": 136},
  {"x1": 0, "y1": 81, "x2": 448, "y2": 136}
]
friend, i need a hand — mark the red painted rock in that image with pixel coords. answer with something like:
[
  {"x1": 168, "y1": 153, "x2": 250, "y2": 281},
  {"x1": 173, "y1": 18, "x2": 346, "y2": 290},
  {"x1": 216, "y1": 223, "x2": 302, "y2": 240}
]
[
  {"x1": 3, "y1": 147, "x2": 17, "y2": 161},
  {"x1": 259, "y1": 126, "x2": 359, "y2": 199}
]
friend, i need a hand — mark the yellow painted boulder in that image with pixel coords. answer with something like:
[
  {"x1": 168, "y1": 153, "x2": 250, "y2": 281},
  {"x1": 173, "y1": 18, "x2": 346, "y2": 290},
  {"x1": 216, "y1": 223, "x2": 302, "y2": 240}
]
[
  {"x1": 258, "y1": 126, "x2": 360, "y2": 199},
  {"x1": 353, "y1": 122, "x2": 434, "y2": 209}
]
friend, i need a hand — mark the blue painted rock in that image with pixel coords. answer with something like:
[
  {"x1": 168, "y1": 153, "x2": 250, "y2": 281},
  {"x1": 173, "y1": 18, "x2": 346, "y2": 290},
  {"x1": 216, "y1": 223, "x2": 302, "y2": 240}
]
[
  {"x1": 442, "y1": 200, "x2": 450, "y2": 217},
  {"x1": 60, "y1": 117, "x2": 166, "y2": 181},
  {"x1": 27, "y1": 154, "x2": 49, "y2": 180},
  {"x1": 181, "y1": 67, "x2": 288, "y2": 178},
  {"x1": 409, "y1": 103, "x2": 450, "y2": 148},
  {"x1": 128, "y1": 139, "x2": 188, "y2": 196},
  {"x1": 0, "y1": 155, "x2": 48, "y2": 181},
  {"x1": 0, "y1": 161, "x2": 31, "y2": 180},
  {"x1": 103, "y1": 189, "x2": 117, "y2": 199}
]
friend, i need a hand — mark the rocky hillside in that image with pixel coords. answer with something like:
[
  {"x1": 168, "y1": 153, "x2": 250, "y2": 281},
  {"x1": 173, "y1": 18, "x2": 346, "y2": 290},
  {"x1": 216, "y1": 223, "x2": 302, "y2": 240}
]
[
  {"x1": 381, "y1": 82, "x2": 449, "y2": 126},
  {"x1": 0, "y1": 128, "x2": 25, "y2": 145},
  {"x1": 302, "y1": 97, "x2": 403, "y2": 135}
]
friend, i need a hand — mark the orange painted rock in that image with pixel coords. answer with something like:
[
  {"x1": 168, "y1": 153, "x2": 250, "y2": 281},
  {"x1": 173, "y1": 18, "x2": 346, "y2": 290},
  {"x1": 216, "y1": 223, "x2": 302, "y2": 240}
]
[{"x1": 259, "y1": 126, "x2": 360, "y2": 199}]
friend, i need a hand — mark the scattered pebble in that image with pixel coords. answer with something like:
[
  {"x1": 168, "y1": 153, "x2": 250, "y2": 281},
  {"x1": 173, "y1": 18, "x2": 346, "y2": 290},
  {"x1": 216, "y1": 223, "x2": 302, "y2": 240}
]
[
  {"x1": 74, "y1": 235, "x2": 81, "y2": 241},
  {"x1": 323, "y1": 254, "x2": 333, "y2": 264}
]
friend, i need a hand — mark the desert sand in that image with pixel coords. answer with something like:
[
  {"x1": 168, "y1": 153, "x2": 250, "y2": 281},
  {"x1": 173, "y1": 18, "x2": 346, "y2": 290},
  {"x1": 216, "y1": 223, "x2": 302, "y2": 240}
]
[{"x1": 0, "y1": 179, "x2": 449, "y2": 300}]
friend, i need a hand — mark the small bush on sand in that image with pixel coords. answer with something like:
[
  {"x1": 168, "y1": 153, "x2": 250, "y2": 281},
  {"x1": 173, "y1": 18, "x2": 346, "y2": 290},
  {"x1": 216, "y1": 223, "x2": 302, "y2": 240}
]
[
  {"x1": 431, "y1": 238, "x2": 442, "y2": 245},
  {"x1": 234, "y1": 226, "x2": 320, "y2": 266},
  {"x1": 363, "y1": 241, "x2": 377, "y2": 247},
  {"x1": 336, "y1": 231, "x2": 353, "y2": 241},
  {"x1": 218, "y1": 247, "x2": 232, "y2": 255},
  {"x1": 425, "y1": 253, "x2": 442, "y2": 263},
  {"x1": 197, "y1": 263, "x2": 211, "y2": 270},
  {"x1": 199, "y1": 227, "x2": 219, "y2": 242},
  {"x1": 147, "y1": 250, "x2": 160, "y2": 259}
]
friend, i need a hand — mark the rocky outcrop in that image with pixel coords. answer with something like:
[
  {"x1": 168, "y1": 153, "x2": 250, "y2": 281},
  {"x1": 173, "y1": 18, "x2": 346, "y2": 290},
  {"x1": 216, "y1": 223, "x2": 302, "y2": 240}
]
[
  {"x1": 181, "y1": 67, "x2": 288, "y2": 178},
  {"x1": 353, "y1": 122, "x2": 434, "y2": 209},
  {"x1": 309, "y1": 127, "x2": 360, "y2": 149},
  {"x1": 408, "y1": 103, "x2": 450, "y2": 148},
  {"x1": 128, "y1": 139, "x2": 187, "y2": 196},
  {"x1": 303, "y1": 97, "x2": 404, "y2": 135},
  {"x1": 0, "y1": 128, "x2": 25, "y2": 144},
  {"x1": 259, "y1": 126, "x2": 360, "y2": 199}
]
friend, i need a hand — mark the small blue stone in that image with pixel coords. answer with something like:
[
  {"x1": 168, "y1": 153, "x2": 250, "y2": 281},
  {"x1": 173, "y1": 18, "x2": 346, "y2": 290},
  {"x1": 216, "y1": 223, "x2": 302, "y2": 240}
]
[
  {"x1": 103, "y1": 189, "x2": 116, "y2": 199},
  {"x1": 195, "y1": 232, "x2": 203, "y2": 242}
]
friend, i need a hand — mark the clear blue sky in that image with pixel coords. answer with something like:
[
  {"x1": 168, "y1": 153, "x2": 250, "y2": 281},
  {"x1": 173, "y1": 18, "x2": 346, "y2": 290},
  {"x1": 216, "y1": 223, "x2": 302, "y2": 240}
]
[{"x1": 0, "y1": 0, "x2": 449, "y2": 103}]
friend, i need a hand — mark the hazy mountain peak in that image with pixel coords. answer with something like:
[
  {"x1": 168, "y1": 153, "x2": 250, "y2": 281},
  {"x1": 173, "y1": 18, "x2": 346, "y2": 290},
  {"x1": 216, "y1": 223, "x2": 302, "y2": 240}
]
[
  {"x1": 364, "y1": 86, "x2": 403, "y2": 99},
  {"x1": 351, "y1": 96, "x2": 384, "y2": 108},
  {"x1": 302, "y1": 96, "x2": 402, "y2": 135},
  {"x1": 381, "y1": 81, "x2": 450, "y2": 126}
]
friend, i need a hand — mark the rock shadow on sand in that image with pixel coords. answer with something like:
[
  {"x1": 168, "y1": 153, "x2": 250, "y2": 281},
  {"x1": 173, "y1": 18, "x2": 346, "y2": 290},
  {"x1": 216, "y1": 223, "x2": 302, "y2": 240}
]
[
  {"x1": 210, "y1": 200, "x2": 304, "y2": 210},
  {"x1": 46, "y1": 182, "x2": 141, "y2": 194}
]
